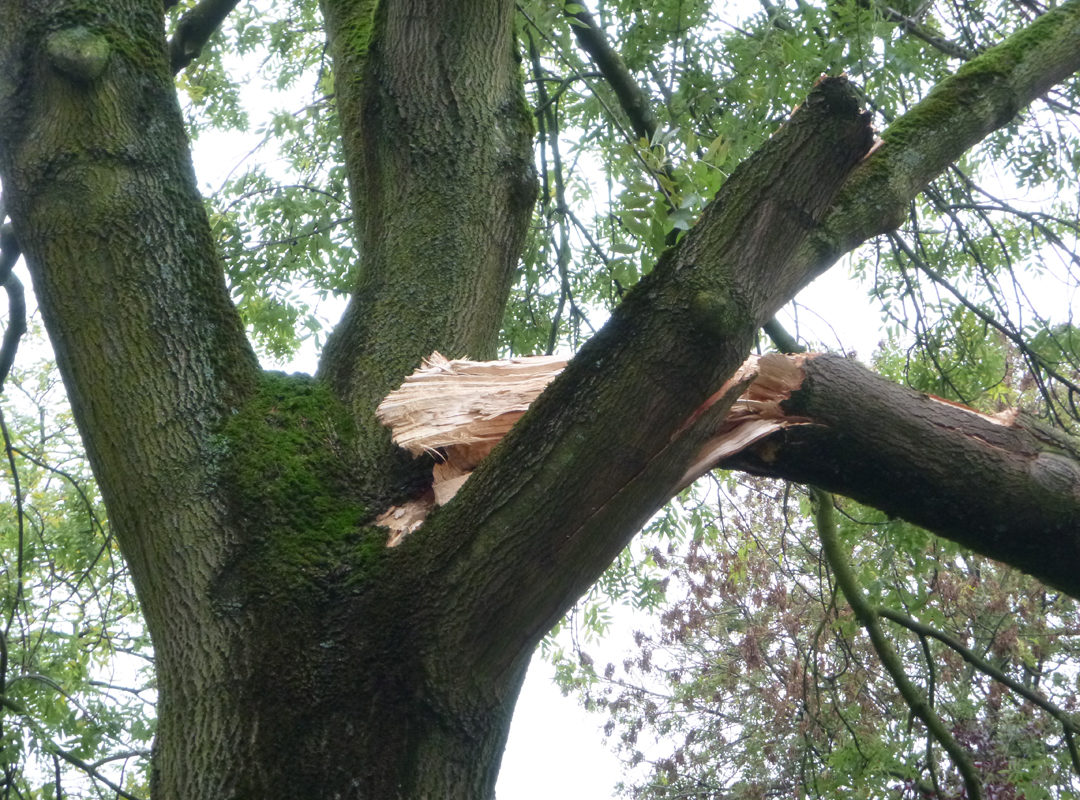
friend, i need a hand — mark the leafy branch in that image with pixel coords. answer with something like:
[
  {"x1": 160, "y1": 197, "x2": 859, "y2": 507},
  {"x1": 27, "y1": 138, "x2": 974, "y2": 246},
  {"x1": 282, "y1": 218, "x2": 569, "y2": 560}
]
[
  {"x1": 879, "y1": 605, "x2": 1080, "y2": 777},
  {"x1": 0, "y1": 693, "x2": 145, "y2": 800},
  {"x1": 812, "y1": 487, "x2": 982, "y2": 798}
]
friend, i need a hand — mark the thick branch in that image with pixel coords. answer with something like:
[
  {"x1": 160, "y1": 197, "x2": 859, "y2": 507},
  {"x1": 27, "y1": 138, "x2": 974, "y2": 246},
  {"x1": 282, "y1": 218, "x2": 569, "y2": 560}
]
[
  {"x1": 409, "y1": 6, "x2": 1080, "y2": 677},
  {"x1": 317, "y1": 0, "x2": 537, "y2": 421},
  {"x1": 410, "y1": 77, "x2": 874, "y2": 681},
  {"x1": 168, "y1": 0, "x2": 242, "y2": 74},
  {"x1": 811, "y1": 0, "x2": 1080, "y2": 269},
  {"x1": 719, "y1": 354, "x2": 1080, "y2": 597},
  {"x1": 0, "y1": 17, "x2": 262, "y2": 785}
]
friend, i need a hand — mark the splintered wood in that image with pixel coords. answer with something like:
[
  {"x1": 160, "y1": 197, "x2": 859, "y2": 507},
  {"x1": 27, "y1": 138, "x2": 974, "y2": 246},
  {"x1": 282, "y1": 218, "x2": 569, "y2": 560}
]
[
  {"x1": 375, "y1": 351, "x2": 812, "y2": 546},
  {"x1": 376, "y1": 351, "x2": 569, "y2": 456},
  {"x1": 374, "y1": 352, "x2": 567, "y2": 545},
  {"x1": 678, "y1": 353, "x2": 810, "y2": 487}
]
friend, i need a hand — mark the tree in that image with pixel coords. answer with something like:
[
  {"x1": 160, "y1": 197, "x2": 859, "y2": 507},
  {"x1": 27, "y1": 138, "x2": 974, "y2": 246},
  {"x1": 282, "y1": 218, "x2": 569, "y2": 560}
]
[
  {"x1": 564, "y1": 475, "x2": 1080, "y2": 797},
  {"x1": 0, "y1": 0, "x2": 1078, "y2": 798}
]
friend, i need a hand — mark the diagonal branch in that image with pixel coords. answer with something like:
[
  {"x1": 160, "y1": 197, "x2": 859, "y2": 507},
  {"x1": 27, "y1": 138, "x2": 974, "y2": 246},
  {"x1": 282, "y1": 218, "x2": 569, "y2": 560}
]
[
  {"x1": 717, "y1": 354, "x2": 1080, "y2": 597},
  {"x1": 413, "y1": 76, "x2": 874, "y2": 679},
  {"x1": 563, "y1": 0, "x2": 805, "y2": 351},
  {"x1": 879, "y1": 606, "x2": 1080, "y2": 776},
  {"x1": 875, "y1": 2, "x2": 975, "y2": 60},
  {"x1": 814, "y1": 0, "x2": 1080, "y2": 268},
  {"x1": 168, "y1": 0, "x2": 242, "y2": 74},
  {"x1": 406, "y1": 3, "x2": 1080, "y2": 677},
  {"x1": 562, "y1": 3, "x2": 659, "y2": 144}
]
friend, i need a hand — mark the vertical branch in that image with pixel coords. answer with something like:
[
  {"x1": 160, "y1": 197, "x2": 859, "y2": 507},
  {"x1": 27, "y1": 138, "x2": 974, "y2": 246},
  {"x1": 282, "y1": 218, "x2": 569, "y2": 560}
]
[
  {"x1": 318, "y1": 0, "x2": 537, "y2": 421},
  {"x1": 527, "y1": 33, "x2": 573, "y2": 355}
]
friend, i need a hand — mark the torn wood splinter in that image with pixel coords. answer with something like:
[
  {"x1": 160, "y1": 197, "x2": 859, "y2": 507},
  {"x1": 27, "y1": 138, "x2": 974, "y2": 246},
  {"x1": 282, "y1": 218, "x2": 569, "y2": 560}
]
[{"x1": 374, "y1": 351, "x2": 817, "y2": 546}]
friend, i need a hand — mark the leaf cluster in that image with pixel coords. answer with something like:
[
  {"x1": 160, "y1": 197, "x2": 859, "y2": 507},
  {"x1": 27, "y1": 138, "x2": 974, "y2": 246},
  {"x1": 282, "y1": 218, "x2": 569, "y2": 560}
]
[{"x1": 0, "y1": 333, "x2": 153, "y2": 800}]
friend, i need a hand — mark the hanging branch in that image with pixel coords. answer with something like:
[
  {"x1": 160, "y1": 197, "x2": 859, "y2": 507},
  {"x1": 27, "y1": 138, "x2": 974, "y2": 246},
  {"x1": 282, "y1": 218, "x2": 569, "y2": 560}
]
[
  {"x1": 168, "y1": 0, "x2": 243, "y2": 74},
  {"x1": 0, "y1": 222, "x2": 26, "y2": 392},
  {"x1": 812, "y1": 487, "x2": 983, "y2": 798}
]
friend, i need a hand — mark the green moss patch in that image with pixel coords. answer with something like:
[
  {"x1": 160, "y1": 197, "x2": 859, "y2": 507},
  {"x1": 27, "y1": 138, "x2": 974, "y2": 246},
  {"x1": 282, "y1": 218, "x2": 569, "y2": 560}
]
[{"x1": 216, "y1": 372, "x2": 382, "y2": 602}]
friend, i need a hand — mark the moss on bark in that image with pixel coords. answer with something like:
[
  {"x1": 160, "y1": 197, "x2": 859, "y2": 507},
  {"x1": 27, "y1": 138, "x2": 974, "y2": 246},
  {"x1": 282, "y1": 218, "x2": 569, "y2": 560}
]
[{"x1": 215, "y1": 372, "x2": 385, "y2": 604}]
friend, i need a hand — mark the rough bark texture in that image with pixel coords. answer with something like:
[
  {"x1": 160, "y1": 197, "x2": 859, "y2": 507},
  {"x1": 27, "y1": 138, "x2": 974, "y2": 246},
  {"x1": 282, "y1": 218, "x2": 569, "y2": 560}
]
[
  {"x1": 718, "y1": 355, "x2": 1080, "y2": 597},
  {"x1": 317, "y1": 0, "x2": 538, "y2": 499},
  {"x1": 0, "y1": 0, "x2": 1078, "y2": 797},
  {"x1": 0, "y1": 3, "x2": 265, "y2": 797}
]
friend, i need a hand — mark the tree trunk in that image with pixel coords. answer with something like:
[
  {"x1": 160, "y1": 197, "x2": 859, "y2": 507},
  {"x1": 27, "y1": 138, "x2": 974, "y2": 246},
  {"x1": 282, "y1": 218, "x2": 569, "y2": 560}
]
[
  {"x1": 317, "y1": 0, "x2": 538, "y2": 500},
  {"x1": 0, "y1": 0, "x2": 1078, "y2": 798}
]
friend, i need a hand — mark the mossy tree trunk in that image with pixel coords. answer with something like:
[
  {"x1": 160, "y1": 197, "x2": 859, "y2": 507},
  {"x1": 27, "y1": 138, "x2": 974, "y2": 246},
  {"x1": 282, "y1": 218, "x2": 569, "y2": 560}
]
[{"x1": 0, "y1": 1, "x2": 1078, "y2": 799}]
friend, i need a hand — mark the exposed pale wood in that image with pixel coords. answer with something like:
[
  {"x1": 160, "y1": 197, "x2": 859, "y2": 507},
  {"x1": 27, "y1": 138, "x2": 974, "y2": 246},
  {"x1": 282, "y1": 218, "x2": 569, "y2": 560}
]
[
  {"x1": 678, "y1": 353, "x2": 811, "y2": 486},
  {"x1": 376, "y1": 492, "x2": 435, "y2": 547},
  {"x1": 375, "y1": 352, "x2": 567, "y2": 542},
  {"x1": 376, "y1": 351, "x2": 812, "y2": 542},
  {"x1": 376, "y1": 351, "x2": 569, "y2": 454}
]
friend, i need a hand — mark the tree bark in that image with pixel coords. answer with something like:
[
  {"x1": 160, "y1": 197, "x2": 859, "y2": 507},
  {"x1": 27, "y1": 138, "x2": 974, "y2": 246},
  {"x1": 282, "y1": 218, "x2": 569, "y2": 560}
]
[
  {"x1": 715, "y1": 354, "x2": 1080, "y2": 597},
  {"x1": 0, "y1": 3, "x2": 267, "y2": 796},
  {"x1": 317, "y1": 0, "x2": 538, "y2": 500},
  {"x1": 0, "y1": 0, "x2": 1078, "y2": 798}
]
